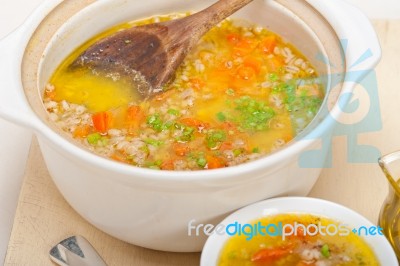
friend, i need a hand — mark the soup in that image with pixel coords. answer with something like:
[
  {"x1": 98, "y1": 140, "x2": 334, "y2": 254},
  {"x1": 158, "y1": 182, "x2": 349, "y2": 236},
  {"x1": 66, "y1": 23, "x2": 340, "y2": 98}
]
[
  {"x1": 43, "y1": 14, "x2": 323, "y2": 170},
  {"x1": 218, "y1": 213, "x2": 380, "y2": 266}
]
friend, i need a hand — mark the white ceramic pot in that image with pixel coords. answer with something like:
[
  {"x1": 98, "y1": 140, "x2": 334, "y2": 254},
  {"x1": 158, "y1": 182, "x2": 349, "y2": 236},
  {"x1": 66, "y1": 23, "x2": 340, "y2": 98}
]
[{"x1": 0, "y1": 0, "x2": 380, "y2": 252}]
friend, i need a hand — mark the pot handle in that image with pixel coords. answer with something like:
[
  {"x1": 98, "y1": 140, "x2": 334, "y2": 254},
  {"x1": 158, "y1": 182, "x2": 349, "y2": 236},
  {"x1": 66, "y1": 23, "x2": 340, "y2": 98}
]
[
  {"x1": 308, "y1": 0, "x2": 381, "y2": 75},
  {"x1": 0, "y1": 0, "x2": 64, "y2": 130},
  {"x1": 0, "y1": 27, "x2": 41, "y2": 129}
]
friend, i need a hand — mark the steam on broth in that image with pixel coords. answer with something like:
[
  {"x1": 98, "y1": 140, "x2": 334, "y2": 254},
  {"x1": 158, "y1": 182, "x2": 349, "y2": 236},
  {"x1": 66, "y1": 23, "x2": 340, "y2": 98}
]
[{"x1": 43, "y1": 14, "x2": 323, "y2": 170}]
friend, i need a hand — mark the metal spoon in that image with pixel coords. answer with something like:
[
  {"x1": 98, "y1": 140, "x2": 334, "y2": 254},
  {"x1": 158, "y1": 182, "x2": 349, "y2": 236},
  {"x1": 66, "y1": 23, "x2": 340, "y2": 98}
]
[{"x1": 49, "y1": 235, "x2": 107, "y2": 266}]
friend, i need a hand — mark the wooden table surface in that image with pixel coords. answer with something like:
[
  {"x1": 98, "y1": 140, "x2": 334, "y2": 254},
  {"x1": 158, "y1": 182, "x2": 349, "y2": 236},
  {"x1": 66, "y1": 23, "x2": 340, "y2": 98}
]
[{"x1": 4, "y1": 20, "x2": 400, "y2": 266}]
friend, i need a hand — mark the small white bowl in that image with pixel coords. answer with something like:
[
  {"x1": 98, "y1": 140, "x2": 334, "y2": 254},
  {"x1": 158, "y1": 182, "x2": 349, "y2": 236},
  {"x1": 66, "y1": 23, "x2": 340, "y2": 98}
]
[{"x1": 201, "y1": 197, "x2": 398, "y2": 266}]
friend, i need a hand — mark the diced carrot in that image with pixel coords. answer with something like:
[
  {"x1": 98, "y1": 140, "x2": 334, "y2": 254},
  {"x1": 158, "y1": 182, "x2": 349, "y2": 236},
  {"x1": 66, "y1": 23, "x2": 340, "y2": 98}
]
[
  {"x1": 180, "y1": 118, "x2": 209, "y2": 129},
  {"x1": 208, "y1": 67, "x2": 233, "y2": 86},
  {"x1": 173, "y1": 143, "x2": 190, "y2": 157},
  {"x1": 45, "y1": 89, "x2": 56, "y2": 100},
  {"x1": 229, "y1": 62, "x2": 259, "y2": 88},
  {"x1": 73, "y1": 125, "x2": 90, "y2": 138},
  {"x1": 189, "y1": 78, "x2": 205, "y2": 90},
  {"x1": 284, "y1": 225, "x2": 293, "y2": 234},
  {"x1": 251, "y1": 247, "x2": 291, "y2": 263},
  {"x1": 110, "y1": 153, "x2": 128, "y2": 163},
  {"x1": 285, "y1": 224, "x2": 308, "y2": 241},
  {"x1": 160, "y1": 160, "x2": 175, "y2": 170},
  {"x1": 283, "y1": 134, "x2": 293, "y2": 143},
  {"x1": 237, "y1": 65, "x2": 256, "y2": 80},
  {"x1": 297, "y1": 226, "x2": 306, "y2": 236},
  {"x1": 206, "y1": 155, "x2": 225, "y2": 169},
  {"x1": 259, "y1": 35, "x2": 277, "y2": 54},
  {"x1": 125, "y1": 105, "x2": 145, "y2": 134},
  {"x1": 243, "y1": 57, "x2": 262, "y2": 74},
  {"x1": 226, "y1": 33, "x2": 241, "y2": 44},
  {"x1": 219, "y1": 142, "x2": 233, "y2": 151},
  {"x1": 229, "y1": 77, "x2": 252, "y2": 90},
  {"x1": 92, "y1": 111, "x2": 113, "y2": 133},
  {"x1": 237, "y1": 38, "x2": 255, "y2": 50},
  {"x1": 233, "y1": 38, "x2": 256, "y2": 57},
  {"x1": 126, "y1": 105, "x2": 142, "y2": 121},
  {"x1": 266, "y1": 57, "x2": 284, "y2": 72},
  {"x1": 221, "y1": 121, "x2": 237, "y2": 131}
]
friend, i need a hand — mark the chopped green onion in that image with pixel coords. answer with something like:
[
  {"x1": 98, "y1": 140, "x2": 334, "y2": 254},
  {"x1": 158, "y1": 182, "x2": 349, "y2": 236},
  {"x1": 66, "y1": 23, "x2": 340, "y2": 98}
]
[
  {"x1": 225, "y1": 88, "x2": 235, "y2": 96},
  {"x1": 308, "y1": 97, "x2": 323, "y2": 114},
  {"x1": 144, "y1": 139, "x2": 164, "y2": 147},
  {"x1": 197, "y1": 157, "x2": 207, "y2": 168},
  {"x1": 285, "y1": 84, "x2": 296, "y2": 94},
  {"x1": 216, "y1": 112, "x2": 227, "y2": 122},
  {"x1": 269, "y1": 73, "x2": 278, "y2": 81},
  {"x1": 162, "y1": 120, "x2": 174, "y2": 130},
  {"x1": 233, "y1": 149, "x2": 242, "y2": 157},
  {"x1": 206, "y1": 130, "x2": 227, "y2": 149},
  {"x1": 225, "y1": 99, "x2": 233, "y2": 106},
  {"x1": 98, "y1": 137, "x2": 108, "y2": 146},
  {"x1": 145, "y1": 160, "x2": 162, "y2": 170},
  {"x1": 87, "y1": 133, "x2": 102, "y2": 145},
  {"x1": 252, "y1": 147, "x2": 260, "y2": 153},
  {"x1": 139, "y1": 145, "x2": 150, "y2": 154},
  {"x1": 321, "y1": 244, "x2": 330, "y2": 258},
  {"x1": 147, "y1": 114, "x2": 163, "y2": 132},
  {"x1": 167, "y1": 109, "x2": 180, "y2": 116},
  {"x1": 182, "y1": 126, "x2": 195, "y2": 141},
  {"x1": 234, "y1": 96, "x2": 275, "y2": 131},
  {"x1": 175, "y1": 124, "x2": 195, "y2": 142}
]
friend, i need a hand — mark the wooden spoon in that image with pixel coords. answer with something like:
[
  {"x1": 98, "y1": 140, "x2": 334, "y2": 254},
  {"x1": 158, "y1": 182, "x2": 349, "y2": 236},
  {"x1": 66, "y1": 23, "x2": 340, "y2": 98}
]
[{"x1": 70, "y1": 0, "x2": 254, "y2": 98}]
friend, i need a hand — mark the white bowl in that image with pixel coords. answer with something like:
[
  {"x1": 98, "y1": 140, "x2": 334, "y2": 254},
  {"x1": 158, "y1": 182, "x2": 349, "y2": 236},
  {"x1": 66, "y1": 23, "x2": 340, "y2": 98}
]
[
  {"x1": 0, "y1": 0, "x2": 381, "y2": 251},
  {"x1": 201, "y1": 197, "x2": 398, "y2": 265}
]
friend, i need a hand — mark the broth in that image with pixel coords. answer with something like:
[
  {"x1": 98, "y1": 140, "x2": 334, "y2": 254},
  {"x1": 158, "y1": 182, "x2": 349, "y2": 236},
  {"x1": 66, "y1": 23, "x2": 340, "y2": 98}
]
[
  {"x1": 218, "y1": 213, "x2": 380, "y2": 266},
  {"x1": 43, "y1": 14, "x2": 323, "y2": 170}
]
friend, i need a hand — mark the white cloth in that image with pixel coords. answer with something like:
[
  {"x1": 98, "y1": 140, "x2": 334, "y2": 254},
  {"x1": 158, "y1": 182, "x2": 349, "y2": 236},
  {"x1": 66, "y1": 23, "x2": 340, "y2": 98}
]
[
  {"x1": 0, "y1": 0, "x2": 45, "y2": 263},
  {"x1": 0, "y1": 119, "x2": 32, "y2": 263},
  {"x1": 346, "y1": 0, "x2": 400, "y2": 19}
]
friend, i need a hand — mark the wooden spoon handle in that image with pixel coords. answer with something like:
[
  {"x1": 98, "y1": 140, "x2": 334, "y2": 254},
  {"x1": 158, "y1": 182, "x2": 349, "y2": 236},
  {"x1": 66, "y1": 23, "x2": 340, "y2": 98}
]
[
  {"x1": 169, "y1": 0, "x2": 254, "y2": 40},
  {"x1": 197, "y1": 0, "x2": 255, "y2": 26}
]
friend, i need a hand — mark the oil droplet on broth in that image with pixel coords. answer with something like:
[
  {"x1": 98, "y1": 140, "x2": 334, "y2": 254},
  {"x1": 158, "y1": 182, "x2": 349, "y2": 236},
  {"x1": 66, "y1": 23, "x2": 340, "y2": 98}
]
[{"x1": 50, "y1": 68, "x2": 141, "y2": 113}]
